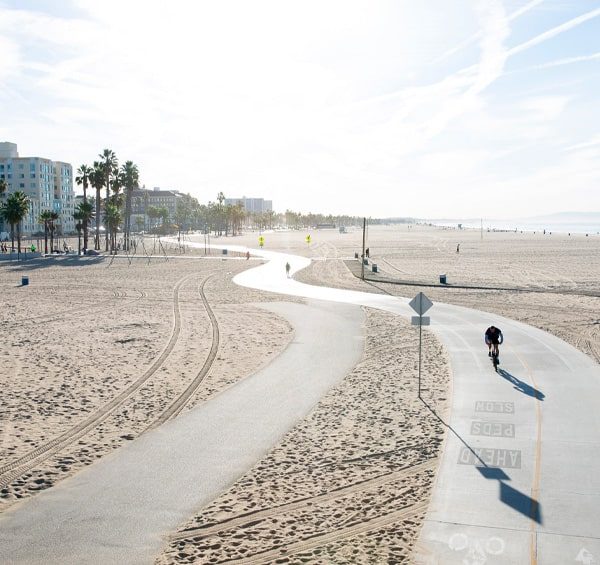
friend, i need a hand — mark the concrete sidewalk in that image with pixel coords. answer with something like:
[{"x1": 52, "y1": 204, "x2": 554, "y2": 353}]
[
  {"x1": 220, "y1": 242, "x2": 600, "y2": 564},
  {"x1": 0, "y1": 300, "x2": 365, "y2": 565}
]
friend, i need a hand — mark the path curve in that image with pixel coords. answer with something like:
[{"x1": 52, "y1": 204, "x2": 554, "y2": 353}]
[
  {"x1": 198, "y1": 241, "x2": 600, "y2": 564},
  {"x1": 0, "y1": 299, "x2": 365, "y2": 564}
]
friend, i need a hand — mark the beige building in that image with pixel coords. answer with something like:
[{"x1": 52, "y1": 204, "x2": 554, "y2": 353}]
[
  {"x1": 0, "y1": 142, "x2": 75, "y2": 235},
  {"x1": 131, "y1": 187, "x2": 182, "y2": 229}
]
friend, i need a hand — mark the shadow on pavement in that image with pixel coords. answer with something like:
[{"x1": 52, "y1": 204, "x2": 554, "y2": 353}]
[
  {"x1": 421, "y1": 397, "x2": 543, "y2": 525},
  {"x1": 498, "y1": 368, "x2": 545, "y2": 401}
]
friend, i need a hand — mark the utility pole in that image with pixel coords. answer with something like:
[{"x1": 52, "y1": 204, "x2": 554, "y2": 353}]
[{"x1": 361, "y1": 217, "x2": 366, "y2": 280}]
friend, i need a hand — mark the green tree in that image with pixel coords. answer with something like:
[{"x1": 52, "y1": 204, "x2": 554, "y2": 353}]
[
  {"x1": 159, "y1": 206, "x2": 169, "y2": 231},
  {"x1": 0, "y1": 178, "x2": 6, "y2": 234},
  {"x1": 99, "y1": 149, "x2": 118, "y2": 250},
  {"x1": 120, "y1": 160, "x2": 139, "y2": 251},
  {"x1": 38, "y1": 209, "x2": 53, "y2": 254},
  {"x1": 76, "y1": 165, "x2": 94, "y2": 248},
  {"x1": 146, "y1": 205, "x2": 160, "y2": 231},
  {"x1": 73, "y1": 210, "x2": 84, "y2": 255},
  {"x1": 103, "y1": 201, "x2": 121, "y2": 253},
  {"x1": 75, "y1": 200, "x2": 94, "y2": 251},
  {"x1": 0, "y1": 191, "x2": 30, "y2": 253},
  {"x1": 48, "y1": 211, "x2": 59, "y2": 253},
  {"x1": 76, "y1": 164, "x2": 92, "y2": 203},
  {"x1": 90, "y1": 162, "x2": 104, "y2": 250}
]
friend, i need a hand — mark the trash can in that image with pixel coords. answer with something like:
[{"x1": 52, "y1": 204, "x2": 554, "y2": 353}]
[
  {"x1": 222, "y1": 249, "x2": 228, "y2": 255},
  {"x1": 439, "y1": 274, "x2": 447, "y2": 284},
  {"x1": 372, "y1": 264, "x2": 378, "y2": 273},
  {"x1": 354, "y1": 252, "x2": 359, "y2": 259},
  {"x1": 363, "y1": 258, "x2": 369, "y2": 265},
  {"x1": 22, "y1": 276, "x2": 29, "y2": 286}
]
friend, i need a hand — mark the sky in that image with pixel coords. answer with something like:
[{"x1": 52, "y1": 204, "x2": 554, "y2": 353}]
[{"x1": 0, "y1": 0, "x2": 599, "y2": 219}]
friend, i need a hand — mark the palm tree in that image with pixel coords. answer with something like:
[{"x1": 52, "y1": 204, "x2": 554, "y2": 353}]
[
  {"x1": 103, "y1": 201, "x2": 121, "y2": 253},
  {"x1": 48, "y1": 211, "x2": 59, "y2": 253},
  {"x1": 38, "y1": 210, "x2": 53, "y2": 254},
  {"x1": 75, "y1": 164, "x2": 93, "y2": 247},
  {"x1": 0, "y1": 178, "x2": 7, "y2": 235},
  {"x1": 0, "y1": 191, "x2": 30, "y2": 253},
  {"x1": 120, "y1": 160, "x2": 139, "y2": 251},
  {"x1": 216, "y1": 191, "x2": 225, "y2": 235},
  {"x1": 75, "y1": 200, "x2": 94, "y2": 251},
  {"x1": 90, "y1": 162, "x2": 104, "y2": 250},
  {"x1": 99, "y1": 149, "x2": 118, "y2": 251},
  {"x1": 75, "y1": 164, "x2": 92, "y2": 203},
  {"x1": 73, "y1": 210, "x2": 84, "y2": 255}
]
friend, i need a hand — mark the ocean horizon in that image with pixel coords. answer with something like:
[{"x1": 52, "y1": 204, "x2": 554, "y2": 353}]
[{"x1": 427, "y1": 219, "x2": 600, "y2": 235}]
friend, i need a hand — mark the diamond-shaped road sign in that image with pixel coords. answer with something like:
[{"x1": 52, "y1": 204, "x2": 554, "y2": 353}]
[{"x1": 409, "y1": 292, "x2": 433, "y2": 316}]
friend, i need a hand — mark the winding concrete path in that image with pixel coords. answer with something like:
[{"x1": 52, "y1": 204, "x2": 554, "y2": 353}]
[
  {"x1": 2, "y1": 241, "x2": 599, "y2": 564},
  {"x1": 0, "y1": 300, "x2": 365, "y2": 564},
  {"x1": 207, "y1": 242, "x2": 600, "y2": 564}
]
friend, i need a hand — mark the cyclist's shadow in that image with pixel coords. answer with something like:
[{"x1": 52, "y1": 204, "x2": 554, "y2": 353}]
[{"x1": 497, "y1": 368, "x2": 545, "y2": 401}]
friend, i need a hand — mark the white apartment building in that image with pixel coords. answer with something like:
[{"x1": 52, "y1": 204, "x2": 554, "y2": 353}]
[
  {"x1": 0, "y1": 142, "x2": 75, "y2": 235},
  {"x1": 224, "y1": 196, "x2": 272, "y2": 214}
]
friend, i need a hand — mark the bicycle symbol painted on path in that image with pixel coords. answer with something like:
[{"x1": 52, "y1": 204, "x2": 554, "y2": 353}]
[{"x1": 448, "y1": 533, "x2": 505, "y2": 564}]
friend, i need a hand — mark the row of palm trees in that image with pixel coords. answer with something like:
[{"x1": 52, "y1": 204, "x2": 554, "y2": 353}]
[{"x1": 76, "y1": 149, "x2": 139, "y2": 252}]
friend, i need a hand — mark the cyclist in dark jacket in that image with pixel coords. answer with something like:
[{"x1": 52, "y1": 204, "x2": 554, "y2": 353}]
[{"x1": 485, "y1": 326, "x2": 503, "y2": 357}]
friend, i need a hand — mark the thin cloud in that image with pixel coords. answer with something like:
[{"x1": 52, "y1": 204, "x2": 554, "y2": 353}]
[
  {"x1": 507, "y1": 7, "x2": 600, "y2": 57},
  {"x1": 432, "y1": 0, "x2": 545, "y2": 64},
  {"x1": 517, "y1": 51, "x2": 600, "y2": 72}
]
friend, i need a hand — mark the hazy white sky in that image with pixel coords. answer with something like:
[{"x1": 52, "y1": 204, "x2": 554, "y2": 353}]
[{"x1": 1, "y1": 0, "x2": 599, "y2": 218}]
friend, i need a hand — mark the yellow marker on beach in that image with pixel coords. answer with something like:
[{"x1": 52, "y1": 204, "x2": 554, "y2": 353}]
[
  {"x1": 258, "y1": 236, "x2": 265, "y2": 247},
  {"x1": 305, "y1": 234, "x2": 311, "y2": 245}
]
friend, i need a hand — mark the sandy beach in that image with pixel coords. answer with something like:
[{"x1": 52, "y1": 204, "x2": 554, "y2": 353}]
[{"x1": 1, "y1": 225, "x2": 599, "y2": 563}]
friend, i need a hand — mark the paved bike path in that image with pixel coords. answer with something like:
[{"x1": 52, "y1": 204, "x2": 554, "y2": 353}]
[
  {"x1": 0, "y1": 300, "x2": 365, "y2": 565},
  {"x1": 210, "y1": 243, "x2": 600, "y2": 564}
]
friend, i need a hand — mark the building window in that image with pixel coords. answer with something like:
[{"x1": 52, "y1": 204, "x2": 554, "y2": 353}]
[
  {"x1": 19, "y1": 183, "x2": 25, "y2": 188},
  {"x1": 30, "y1": 173, "x2": 36, "y2": 178}
]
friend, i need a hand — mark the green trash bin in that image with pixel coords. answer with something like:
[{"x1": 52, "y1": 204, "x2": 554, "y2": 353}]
[{"x1": 439, "y1": 274, "x2": 447, "y2": 284}]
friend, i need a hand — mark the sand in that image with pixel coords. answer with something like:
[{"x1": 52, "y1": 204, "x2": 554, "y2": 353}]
[
  {"x1": 0, "y1": 254, "x2": 296, "y2": 507},
  {"x1": 1, "y1": 225, "x2": 598, "y2": 563}
]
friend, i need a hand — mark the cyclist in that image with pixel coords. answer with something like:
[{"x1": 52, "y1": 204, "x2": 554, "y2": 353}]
[{"x1": 485, "y1": 326, "x2": 503, "y2": 357}]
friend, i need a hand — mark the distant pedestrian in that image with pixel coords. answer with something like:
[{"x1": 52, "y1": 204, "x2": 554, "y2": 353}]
[
  {"x1": 246, "y1": 251, "x2": 250, "y2": 260},
  {"x1": 285, "y1": 262, "x2": 291, "y2": 277},
  {"x1": 456, "y1": 243, "x2": 460, "y2": 253},
  {"x1": 365, "y1": 247, "x2": 370, "y2": 258}
]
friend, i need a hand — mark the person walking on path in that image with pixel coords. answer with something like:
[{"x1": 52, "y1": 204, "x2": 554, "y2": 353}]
[
  {"x1": 456, "y1": 243, "x2": 460, "y2": 253},
  {"x1": 285, "y1": 262, "x2": 291, "y2": 278}
]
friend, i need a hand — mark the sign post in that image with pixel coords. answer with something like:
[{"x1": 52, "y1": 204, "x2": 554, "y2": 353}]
[{"x1": 409, "y1": 292, "x2": 433, "y2": 399}]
